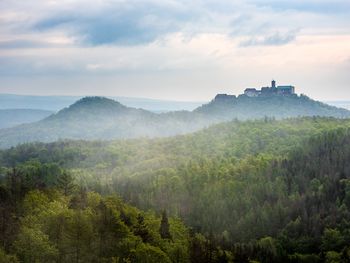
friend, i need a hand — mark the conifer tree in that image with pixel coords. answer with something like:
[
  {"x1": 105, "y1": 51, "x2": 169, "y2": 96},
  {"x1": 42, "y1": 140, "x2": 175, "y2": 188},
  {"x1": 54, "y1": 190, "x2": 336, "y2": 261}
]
[
  {"x1": 56, "y1": 171, "x2": 75, "y2": 196},
  {"x1": 160, "y1": 210, "x2": 172, "y2": 240}
]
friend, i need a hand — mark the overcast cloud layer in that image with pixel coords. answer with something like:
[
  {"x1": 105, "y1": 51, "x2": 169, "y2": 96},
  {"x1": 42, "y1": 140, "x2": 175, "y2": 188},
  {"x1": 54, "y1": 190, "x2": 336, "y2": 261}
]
[{"x1": 0, "y1": 0, "x2": 350, "y2": 101}]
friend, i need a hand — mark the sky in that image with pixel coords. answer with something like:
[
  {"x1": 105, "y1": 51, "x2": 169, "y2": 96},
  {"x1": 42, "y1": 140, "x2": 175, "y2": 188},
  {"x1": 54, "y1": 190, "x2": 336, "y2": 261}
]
[{"x1": 0, "y1": 0, "x2": 350, "y2": 101}]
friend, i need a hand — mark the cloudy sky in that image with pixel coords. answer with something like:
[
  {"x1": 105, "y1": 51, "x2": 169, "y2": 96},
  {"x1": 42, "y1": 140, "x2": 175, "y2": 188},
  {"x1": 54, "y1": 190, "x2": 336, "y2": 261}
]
[{"x1": 0, "y1": 0, "x2": 349, "y2": 101}]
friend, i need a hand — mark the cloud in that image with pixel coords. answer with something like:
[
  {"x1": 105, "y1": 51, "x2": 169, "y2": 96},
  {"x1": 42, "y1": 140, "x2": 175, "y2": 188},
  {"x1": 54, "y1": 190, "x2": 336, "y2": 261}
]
[
  {"x1": 0, "y1": 38, "x2": 72, "y2": 49},
  {"x1": 1, "y1": 0, "x2": 350, "y2": 49},
  {"x1": 33, "y1": 1, "x2": 195, "y2": 46},
  {"x1": 0, "y1": 55, "x2": 80, "y2": 76},
  {"x1": 248, "y1": 0, "x2": 350, "y2": 14},
  {"x1": 240, "y1": 31, "x2": 297, "y2": 47},
  {"x1": 0, "y1": 40, "x2": 46, "y2": 49}
]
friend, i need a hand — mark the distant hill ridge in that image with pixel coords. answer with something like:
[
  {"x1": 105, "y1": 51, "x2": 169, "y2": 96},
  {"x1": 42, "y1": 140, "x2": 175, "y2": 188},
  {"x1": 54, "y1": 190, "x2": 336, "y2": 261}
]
[
  {"x1": 0, "y1": 108, "x2": 53, "y2": 129},
  {"x1": 0, "y1": 94, "x2": 349, "y2": 148},
  {"x1": 196, "y1": 93, "x2": 350, "y2": 120},
  {"x1": 0, "y1": 94, "x2": 203, "y2": 112}
]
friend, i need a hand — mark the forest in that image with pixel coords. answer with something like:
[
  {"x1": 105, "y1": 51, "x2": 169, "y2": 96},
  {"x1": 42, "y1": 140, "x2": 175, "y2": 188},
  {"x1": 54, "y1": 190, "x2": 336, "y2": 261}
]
[{"x1": 1, "y1": 117, "x2": 350, "y2": 262}]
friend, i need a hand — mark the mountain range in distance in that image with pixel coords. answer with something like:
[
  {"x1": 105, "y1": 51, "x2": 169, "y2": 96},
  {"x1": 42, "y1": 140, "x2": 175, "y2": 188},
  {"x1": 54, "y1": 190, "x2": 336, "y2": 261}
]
[
  {"x1": 0, "y1": 94, "x2": 204, "y2": 130},
  {"x1": 0, "y1": 93, "x2": 349, "y2": 149},
  {"x1": 0, "y1": 94, "x2": 203, "y2": 130},
  {"x1": 0, "y1": 109, "x2": 54, "y2": 129},
  {"x1": 1, "y1": 93, "x2": 350, "y2": 113},
  {"x1": 325, "y1": 101, "x2": 350, "y2": 110},
  {"x1": 0, "y1": 94, "x2": 204, "y2": 112}
]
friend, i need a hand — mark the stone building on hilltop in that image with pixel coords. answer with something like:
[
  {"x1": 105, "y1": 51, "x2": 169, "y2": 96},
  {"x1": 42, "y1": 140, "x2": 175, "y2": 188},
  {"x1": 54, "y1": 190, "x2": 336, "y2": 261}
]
[{"x1": 244, "y1": 80, "x2": 295, "y2": 97}]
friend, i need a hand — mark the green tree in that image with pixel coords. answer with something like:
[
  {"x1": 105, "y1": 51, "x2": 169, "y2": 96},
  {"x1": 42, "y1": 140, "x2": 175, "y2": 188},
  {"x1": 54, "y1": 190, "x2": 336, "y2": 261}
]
[
  {"x1": 134, "y1": 214, "x2": 153, "y2": 243},
  {"x1": 160, "y1": 210, "x2": 172, "y2": 240},
  {"x1": 13, "y1": 226, "x2": 58, "y2": 263},
  {"x1": 65, "y1": 210, "x2": 95, "y2": 263},
  {"x1": 0, "y1": 248, "x2": 18, "y2": 263},
  {"x1": 321, "y1": 229, "x2": 344, "y2": 252},
  {"x1": 56, "y1": 171, "x2": 75, "y2": 196},
  {"x1": 325, "y1": 251, "x2": 341, "y2": 263},
  {"x1": 130, "y1": 243, "x2": 172, "y2": 263}
]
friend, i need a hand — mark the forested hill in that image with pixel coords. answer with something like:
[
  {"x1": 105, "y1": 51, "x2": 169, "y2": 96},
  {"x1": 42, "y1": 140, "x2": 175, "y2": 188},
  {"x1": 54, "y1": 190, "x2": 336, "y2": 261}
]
[
  {"x1": 0, "y1": 95, "x2": 349, "y2": 149},
  {"x1": 196, "y1": 94, "x2": 350, "y2": 121},
  {"x1": 2, "y1": 117, "x2": 350, "y2": 261},
  {"x1": 0, "y1": 97, "x2": 211, "y2": 149}
]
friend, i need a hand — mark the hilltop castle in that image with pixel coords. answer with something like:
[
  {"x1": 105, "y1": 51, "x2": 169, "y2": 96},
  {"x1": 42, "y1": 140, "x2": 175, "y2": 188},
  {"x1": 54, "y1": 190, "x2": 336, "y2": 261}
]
[
  {"x1": 244, "y1": 80, "x2": 295, "y2": 97},
  {"x1": 214, "y1": 80, "x2": 296, "y2": 101}
]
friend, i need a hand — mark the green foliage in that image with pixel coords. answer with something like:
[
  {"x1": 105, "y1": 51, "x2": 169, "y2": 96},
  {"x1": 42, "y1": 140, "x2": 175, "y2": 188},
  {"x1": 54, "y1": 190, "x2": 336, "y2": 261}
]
[
  {"x1": 134, "y1": 213, "x2": 153, "y2": 243},
  {"x1": 129, "y1": 243, "x2": 172, "y2": 263},
  {"x1": 325, "y1": 251, "x2": 341, "y2": 263},
  {"x1": 13, "y1": 226, "x2": 58, "y2": 263},
  {"x1": 256, "y1": 237, "x2": 278, "y2": 262},
  {"x1": 3, "y1": 117, "x2": 350, "y2": 262},
  {"x1": 321, "y1": 229, "x2": 344, "y2": 252},
  {"x1": 160, "y1": 210, "x2": 172, "y2": 240},
  {"x1": 56, "y1": 171, "x2": 75, "y2": 195},
  {"x1": 288, "y1": 253, "x2": 320, "y2": 263},
  {"x1": 0, "y1": 248, "x2": 18, "y2": 263},
  {"x1": 1, "y1": 188, "x2": 192, "y2": 263}
]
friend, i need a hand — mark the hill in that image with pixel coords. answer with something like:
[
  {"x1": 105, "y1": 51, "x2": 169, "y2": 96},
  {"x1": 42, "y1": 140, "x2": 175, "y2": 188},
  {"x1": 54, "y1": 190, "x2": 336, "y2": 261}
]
[
  {"x1": 2, "y1": 117, "x2": 350, "y2": 261},
  {"x1": 196, "y1": 94, "x2": 350, "y2": 120},
  {"x1": 0, "y1": 95, "x2": 349, "y2": 149},
  {"x1": 0, "y1": 97, "x2": 210, "y2": 148},
  {"x1": 0, "y1": 109, "x2": 53, "y2": 129}
]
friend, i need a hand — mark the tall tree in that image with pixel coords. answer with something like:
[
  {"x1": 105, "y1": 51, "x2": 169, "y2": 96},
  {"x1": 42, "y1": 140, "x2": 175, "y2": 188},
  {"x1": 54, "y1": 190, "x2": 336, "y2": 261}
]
[
  {"x1": 160, "y1": 210, "x2": 172, "y2": 240},
  {"x1": 134, "y1": 214, "x2": 153, "y2": 243},
  {"x1": 56, "y1": 171, "x2": 75, "y2": 196}
]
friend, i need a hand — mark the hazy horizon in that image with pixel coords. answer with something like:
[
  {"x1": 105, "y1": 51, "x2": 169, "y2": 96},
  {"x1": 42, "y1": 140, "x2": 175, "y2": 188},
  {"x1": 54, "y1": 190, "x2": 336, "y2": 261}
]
[
  {"x1": 1, "y1": 92, "x2": 350, "y2": 113},
  {"x1": 2, "y1": 92, "x2": 350, "y2": 103},
  {"x1": 0, "y1": 92, "x2": 205, "y2": 103}
]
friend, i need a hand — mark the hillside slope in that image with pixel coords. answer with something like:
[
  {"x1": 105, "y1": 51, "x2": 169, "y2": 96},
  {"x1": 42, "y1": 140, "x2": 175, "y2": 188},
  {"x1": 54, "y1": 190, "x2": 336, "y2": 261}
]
[
  {"x1": 196, "y1": 94, "x2": 350, "y2": 120},
  {"x1": 2, "y1": 117, "x2": 350, "y2": 261},
  {"x1": 0, "y1": 94, "x2": 349, "y2": 149},
  {"x1": 0, "y1": 97, "x2": 210, "y2": 148}
]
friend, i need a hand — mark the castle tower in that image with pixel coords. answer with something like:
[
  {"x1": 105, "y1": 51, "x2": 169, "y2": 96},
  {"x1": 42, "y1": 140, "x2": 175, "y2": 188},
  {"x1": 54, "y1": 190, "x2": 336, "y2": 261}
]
[{"x1": 271, "y1": 80, "x2": 276, "y2": 89}]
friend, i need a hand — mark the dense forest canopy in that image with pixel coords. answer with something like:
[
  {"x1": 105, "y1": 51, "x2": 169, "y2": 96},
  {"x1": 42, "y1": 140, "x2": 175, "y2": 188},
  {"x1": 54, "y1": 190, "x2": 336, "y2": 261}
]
[{"x1": 2, "y1": 117, "x2": 350, "y2": 262}]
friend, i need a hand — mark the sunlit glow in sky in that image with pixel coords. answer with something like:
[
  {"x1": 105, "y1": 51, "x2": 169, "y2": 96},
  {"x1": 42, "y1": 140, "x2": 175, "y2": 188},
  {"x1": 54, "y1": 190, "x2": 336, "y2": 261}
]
[{"x1": 0, "y1": 0, "x2": 350, "y2": 101}]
